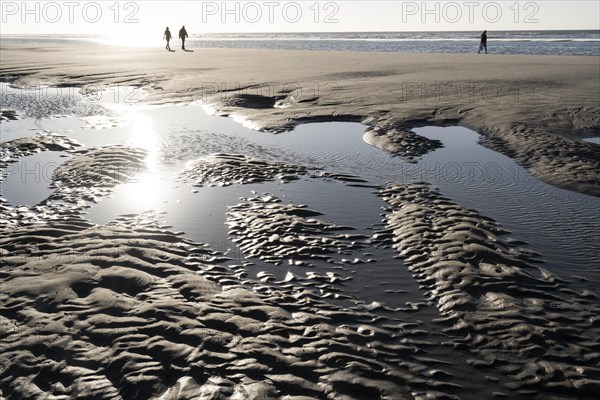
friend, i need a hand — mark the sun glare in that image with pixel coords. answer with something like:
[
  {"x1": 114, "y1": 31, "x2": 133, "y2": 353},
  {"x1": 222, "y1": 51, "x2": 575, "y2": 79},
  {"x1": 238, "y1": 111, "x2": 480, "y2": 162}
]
[
  {"x1": 126, "y1": 113, "x2": 160, "y2": 172},
  {"x1": 99, "y1": 35, "x2": 157, "y2": 48},
  {"x1": 115, "y1": 112, "x2": 165, "y2": 210}
]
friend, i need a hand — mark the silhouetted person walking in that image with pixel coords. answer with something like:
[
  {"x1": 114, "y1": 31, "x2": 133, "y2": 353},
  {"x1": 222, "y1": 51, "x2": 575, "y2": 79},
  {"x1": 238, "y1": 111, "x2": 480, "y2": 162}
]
[
  {"x1": 164, "y1": 27, "x2": 172, "y2": 51},
  {"x1": 179, "y1": 26, "x2": 188, "y2": 50},
  {"x1": 478, "y1": 30, "x2": 488, "y2": 54}
]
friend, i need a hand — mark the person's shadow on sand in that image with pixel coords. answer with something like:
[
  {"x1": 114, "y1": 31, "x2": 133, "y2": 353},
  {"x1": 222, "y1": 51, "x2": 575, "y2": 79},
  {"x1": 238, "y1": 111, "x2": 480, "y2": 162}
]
[{"x1": 183, "y1": 49, "x2": 194, "y2": 52}]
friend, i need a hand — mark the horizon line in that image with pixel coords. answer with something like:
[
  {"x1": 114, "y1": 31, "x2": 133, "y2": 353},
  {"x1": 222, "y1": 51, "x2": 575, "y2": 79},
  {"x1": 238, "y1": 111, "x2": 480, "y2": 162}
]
[{"x1": 2, "y1": 28, "x2": 599, "y2": 35}]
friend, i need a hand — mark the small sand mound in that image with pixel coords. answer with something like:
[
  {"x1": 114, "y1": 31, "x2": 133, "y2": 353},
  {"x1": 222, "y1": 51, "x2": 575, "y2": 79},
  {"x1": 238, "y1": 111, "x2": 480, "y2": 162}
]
[
  {"x1": 363, "y1": 126, "x2": 443, "y2": 161},
  {"x1": 480, "y1": 122, "x2": 600, "y2": 196},
  {"x1": 362, "y1": 118, "x2": 445, "y2": 161},
  {"x1": 223, "y1": 93, "x2": 286, "y2": 109},
  {"x1": 377, "y1": 182, "x2": 600, "y2": 398},
  {"x1": 1, "y1": 133, "x2": 80, "y2": 179},
  {"x1": 53, "y1": 145, "x2": 147, "y2": 189},
  {"x1": 315, "y1": 171, "x2": 371, "y2": 185},
  {"x1": 227, "y1": 194, "x2": 369, "y2": 265},
  {"x1": 180, "y1": 154, "x2": 312, "y2": 187}
]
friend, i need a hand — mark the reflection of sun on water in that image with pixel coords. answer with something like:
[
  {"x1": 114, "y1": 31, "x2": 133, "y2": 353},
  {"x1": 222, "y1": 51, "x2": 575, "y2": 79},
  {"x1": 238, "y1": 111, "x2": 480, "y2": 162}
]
[
  {"x1": 99, "y1": 36, "x2": 157, "y2": 48},
  {"x1": 117, "y1": 172, "x2": 167, "y2": 211},
  {"x1": 129, "y1": 113, "x2": 160, "y2": 171},
  {"x1": 120, "y1": 113, "x2": 165, "y2": 210}
]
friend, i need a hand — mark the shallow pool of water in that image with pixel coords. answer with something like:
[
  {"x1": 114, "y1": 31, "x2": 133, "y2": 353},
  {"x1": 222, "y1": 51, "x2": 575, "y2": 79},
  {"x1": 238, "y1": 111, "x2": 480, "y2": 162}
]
[
  {"x1": 2, "y1": 83, "x2": 599, "y2": 290},
  {"x1": 1, "y1": 151, "x2": 70, "y2": 204}
]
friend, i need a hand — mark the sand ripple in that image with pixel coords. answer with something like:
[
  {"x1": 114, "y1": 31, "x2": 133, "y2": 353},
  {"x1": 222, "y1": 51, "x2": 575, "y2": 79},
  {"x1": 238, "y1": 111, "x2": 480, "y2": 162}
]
[
  {"x1": 0, "y1": 215, "x2": 460, "y2": 400},
  {"x1": 1, "y1": 143, "x2": 147, "y2": 228},
  {"x1": 0, "y1": 109, "x2": 19, "y2": 122},
  {"x1": 377, "y1": 182, "x2": 600, "y2": 398},
  {"x1": 180, "y1": 154, "x2": 312, "y2": 187},
  {"x1": 52, "y1": 145, "x2": 147, "y2": 192},
  {"x1": 363, "y1": 118, "x2": 444, "y2": 161},
  {"x1": 227, "y1": 194, "x2": 369, "y2": 266}
]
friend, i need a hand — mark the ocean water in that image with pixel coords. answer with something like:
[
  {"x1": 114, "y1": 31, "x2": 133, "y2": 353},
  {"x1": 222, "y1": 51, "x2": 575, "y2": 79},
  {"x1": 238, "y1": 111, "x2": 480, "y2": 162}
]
[{"x1": 1, "y1": 30, "x2": 599, "y2": 56}]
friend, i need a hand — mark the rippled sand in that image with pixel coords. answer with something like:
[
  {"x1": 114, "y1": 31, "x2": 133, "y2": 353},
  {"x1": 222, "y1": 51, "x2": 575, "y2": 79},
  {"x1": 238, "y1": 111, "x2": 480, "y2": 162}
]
[
  {"x1": 2, "y1": 133, "x2": 598, "y2": 398},
  {"x1": 377, "y1": 183, "x2": 600, "y2": 397},
  {"x1": 1, "y1": 46, "x2": 599, "y2": 399},
  {"x1": 2, "y1": 217, "x2": 468, "y2": 399}
]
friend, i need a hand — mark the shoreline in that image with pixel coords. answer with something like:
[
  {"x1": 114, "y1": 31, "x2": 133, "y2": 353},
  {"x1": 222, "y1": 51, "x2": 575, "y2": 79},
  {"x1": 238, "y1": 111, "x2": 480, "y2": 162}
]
[{"x1": 1, "y1": 44, "x2": 599, "y2": 196}]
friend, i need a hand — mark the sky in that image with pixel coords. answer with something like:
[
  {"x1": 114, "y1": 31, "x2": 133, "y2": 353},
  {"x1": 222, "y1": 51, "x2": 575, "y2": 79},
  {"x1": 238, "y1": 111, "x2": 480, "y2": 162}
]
[{"x1": 1, "y1": 0, "x2": 599, "y2": 35}]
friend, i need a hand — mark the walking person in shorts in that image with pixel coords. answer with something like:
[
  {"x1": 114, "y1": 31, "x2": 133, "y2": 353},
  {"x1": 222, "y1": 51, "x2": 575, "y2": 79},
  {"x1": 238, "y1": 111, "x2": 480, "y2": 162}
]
[{"x1": 164, "y1": 27, "x2": 172, "y2": 51}]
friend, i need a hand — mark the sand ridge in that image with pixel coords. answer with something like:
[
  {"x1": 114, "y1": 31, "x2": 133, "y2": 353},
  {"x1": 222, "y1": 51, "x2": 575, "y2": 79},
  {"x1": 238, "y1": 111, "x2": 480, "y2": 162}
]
[
  {"x1": 1, "y1": 140, "x2": 149, "y2": 230},
  {"x1": 226, "y1": 194, "x2": 370, "y2": 267},
  {"x1": 376, "y1": 182, "x2": 600, "y2": 398},
  {"x1": 179, "y1": 154, "x2": 312, "y2": 187}
]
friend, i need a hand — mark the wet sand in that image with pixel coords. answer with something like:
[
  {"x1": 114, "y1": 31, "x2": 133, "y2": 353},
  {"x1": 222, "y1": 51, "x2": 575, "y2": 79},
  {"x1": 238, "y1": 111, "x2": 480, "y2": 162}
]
[
  {"x1": 1, "y1": 45, "x2": 598, "y2": 196},
  {"x1": 1, "y1": 45, "x2": 599, "y2": 400}
]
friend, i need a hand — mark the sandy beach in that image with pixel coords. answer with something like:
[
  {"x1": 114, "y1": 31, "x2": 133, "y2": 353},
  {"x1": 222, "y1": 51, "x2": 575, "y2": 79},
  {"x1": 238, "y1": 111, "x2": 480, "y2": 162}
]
[
  {"x1": 1, "y1": 44, "x2": 599, "y2": 400},
  {"x1": 1, "y1": 45, "x2": 599, "y2": 195}
]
